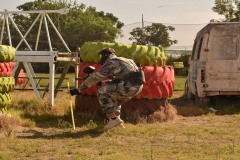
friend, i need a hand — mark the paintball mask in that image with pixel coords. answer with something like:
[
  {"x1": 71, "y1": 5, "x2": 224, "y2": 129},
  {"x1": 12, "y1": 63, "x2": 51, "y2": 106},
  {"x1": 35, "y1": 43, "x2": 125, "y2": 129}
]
[{"x1": 98, "y1": 48, "x2": 115, "y2": 64}]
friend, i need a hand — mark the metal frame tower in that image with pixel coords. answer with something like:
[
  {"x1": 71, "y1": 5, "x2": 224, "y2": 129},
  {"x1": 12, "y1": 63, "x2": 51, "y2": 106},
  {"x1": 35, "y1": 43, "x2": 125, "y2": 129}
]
[{"x1": 0, "y1": 9, "x2": 79, "y2": 106}]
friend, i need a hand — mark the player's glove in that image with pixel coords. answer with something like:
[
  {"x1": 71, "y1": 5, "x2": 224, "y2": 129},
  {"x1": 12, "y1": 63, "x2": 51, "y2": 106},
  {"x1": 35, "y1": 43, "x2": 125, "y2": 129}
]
[
  {"x1": 69, "y1": 84, "x2": 88, "y2": 96},
  {"x1": 96, "y1": 81, "x2": 102, "y2": 87},
  {"x1": 70, "y1": 89, "x2": 79, "y2": 96}
]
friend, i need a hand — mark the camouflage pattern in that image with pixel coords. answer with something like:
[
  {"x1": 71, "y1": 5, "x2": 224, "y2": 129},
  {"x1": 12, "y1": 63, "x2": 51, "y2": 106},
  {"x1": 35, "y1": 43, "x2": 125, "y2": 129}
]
[{"x1": 80, "y1": 54, "x2": 143, "y2": 115}]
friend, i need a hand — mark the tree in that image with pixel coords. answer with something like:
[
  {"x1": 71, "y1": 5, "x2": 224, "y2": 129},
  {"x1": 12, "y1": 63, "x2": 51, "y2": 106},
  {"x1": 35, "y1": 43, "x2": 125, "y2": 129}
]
[
  {"x1": 212, "y1": 0, "x2": 240, "y2": 22},
  {"x1": 129, "y1": 23, "x2": 177, "y2": 48},
  {"x1": 5, "y1": 0, "x2": 123, "y2": 51}
]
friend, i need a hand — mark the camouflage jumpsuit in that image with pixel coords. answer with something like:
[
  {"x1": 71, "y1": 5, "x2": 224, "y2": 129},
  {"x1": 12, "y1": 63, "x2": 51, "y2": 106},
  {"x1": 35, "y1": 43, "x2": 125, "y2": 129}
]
[{"x1": 80, "y1": 54, "x2": 143, "y2": 116}]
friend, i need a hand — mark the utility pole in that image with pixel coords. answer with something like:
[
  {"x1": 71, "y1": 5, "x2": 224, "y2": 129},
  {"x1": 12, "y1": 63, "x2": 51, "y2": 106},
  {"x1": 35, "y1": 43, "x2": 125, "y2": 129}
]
[{"x1": 142, "y1": 14, "x2": 144, "y2": 28}]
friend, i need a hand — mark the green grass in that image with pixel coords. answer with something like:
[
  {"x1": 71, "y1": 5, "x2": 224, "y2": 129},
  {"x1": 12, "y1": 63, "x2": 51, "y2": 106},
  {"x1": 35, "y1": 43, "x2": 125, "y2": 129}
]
[
  {"x1": 35, "y1": 73, "x2": 76, "y2": 88},
  {"x1": 174, "y1": 75, "x2": 187, "y2": 91},
  {"x1": 16, "y1": 73, "x2": 76, "y2": 91},
  {"x1": 0, "y1": 115, "x2": 240, "y2": 160},
  {"x1": 25, "y1": 73, "x2": 187, "y2": 91},
  {"x1": 1, "y1": 74, "x2": 240, "y2": 160}
]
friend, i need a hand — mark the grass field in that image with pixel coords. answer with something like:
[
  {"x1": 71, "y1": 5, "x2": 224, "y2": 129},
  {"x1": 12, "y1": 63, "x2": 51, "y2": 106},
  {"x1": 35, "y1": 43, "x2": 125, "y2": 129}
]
[
  {"x1": 173, "y1": 75, "x2": 187, "y2": 91},
  {"x1": 0, "y1": 75, "x2": 240, "y2": 160}
]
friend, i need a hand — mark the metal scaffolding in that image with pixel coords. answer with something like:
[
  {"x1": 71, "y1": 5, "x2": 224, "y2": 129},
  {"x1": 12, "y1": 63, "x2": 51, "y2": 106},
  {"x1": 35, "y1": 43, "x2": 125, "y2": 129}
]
[{"x1": 0, "y1": 9, "x2": 79, "y2": 106}]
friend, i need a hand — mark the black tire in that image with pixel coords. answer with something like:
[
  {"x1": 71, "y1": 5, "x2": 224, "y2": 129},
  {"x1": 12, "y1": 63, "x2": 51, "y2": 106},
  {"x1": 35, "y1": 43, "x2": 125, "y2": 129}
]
[{"x1": 0, "y1": 77, "x2": 15, "y2": 93}]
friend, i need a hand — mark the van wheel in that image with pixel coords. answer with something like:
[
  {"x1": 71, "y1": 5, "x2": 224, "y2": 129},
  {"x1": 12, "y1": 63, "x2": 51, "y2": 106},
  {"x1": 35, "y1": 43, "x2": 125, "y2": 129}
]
[
  {"x1": 185, "y1": 79, "x2": 194, "y2": 100},
  {"x1": 194, "y1": 95, "x2": 201, "y2": 106},
  {"x1": 194, "y1": 92, "x2": 203, "y2": 106},
  {"x1": 193, "y1": 82, "x2": 202, "y2": 106},
  {"x1": 186, "y1": 90, "x2": 194, "y2": 100}
]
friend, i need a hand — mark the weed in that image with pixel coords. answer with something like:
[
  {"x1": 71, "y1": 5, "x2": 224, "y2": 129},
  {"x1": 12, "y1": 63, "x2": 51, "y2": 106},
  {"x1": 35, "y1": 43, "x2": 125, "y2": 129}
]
[
  {"x1": 141, "y1": 132, "x2": 158, "y2": 160},
  {"x1": 22, "y1": 118, "x2": 36, "y2": 128},
  {"x1": 0, "y1": 114, "x2": 21, "y2": 131},
  {"x1": 0, "y1": 152, "x2": 11, "y2": 160},
  {"x1": 16, "y1": 99, "x2": 47, "y2": 115},
  {"x1": 147, "y1": 104, "x2": 177, "y2": 123},
  {"x1": 87, "y1": 120, "x2": 98, "y2": 128},
  {"x1": 230, "y1": 140, "x2": 236, "y2": 154},
  {"x1": 57, "y1": 119, "x2": 72, "y2": 128},
  {"x1": 4, "y1": 129, "x2": 15, "y2": 138}
]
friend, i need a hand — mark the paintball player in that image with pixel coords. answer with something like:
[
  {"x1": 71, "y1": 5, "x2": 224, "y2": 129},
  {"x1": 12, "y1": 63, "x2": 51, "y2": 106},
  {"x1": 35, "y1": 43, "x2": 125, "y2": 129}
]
[{"x1": 70, "y1": 48, "x2": 144, "y2": 130}]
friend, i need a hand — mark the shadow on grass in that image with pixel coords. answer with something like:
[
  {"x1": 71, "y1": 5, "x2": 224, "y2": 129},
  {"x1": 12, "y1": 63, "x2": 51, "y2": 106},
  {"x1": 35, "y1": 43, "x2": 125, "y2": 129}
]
[
  {"x1": 12, "y1": 92, "x2": 240, "y2": 135},
  {"x1": 17, "y1": 127, "x2": 104, "y2": 139},
  {"x1": 170, "y1": 96, "x2": 208, "y2": 117},
  {"x1": 22, "y1": 111, "x2": 106, "y2": 129},
  {"x1": 170, "y1": 94, "x2": 240, "y2": 116},
  {"x1": 208, "y1": 95, "x2": 240, "y2": 115}
]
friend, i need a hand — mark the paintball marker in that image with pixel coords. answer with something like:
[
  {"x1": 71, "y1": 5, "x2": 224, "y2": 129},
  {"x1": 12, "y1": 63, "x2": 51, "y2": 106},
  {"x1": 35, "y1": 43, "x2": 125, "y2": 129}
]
[{"x1": 70, "y1": 66, "x2": 95, "y2": 96}]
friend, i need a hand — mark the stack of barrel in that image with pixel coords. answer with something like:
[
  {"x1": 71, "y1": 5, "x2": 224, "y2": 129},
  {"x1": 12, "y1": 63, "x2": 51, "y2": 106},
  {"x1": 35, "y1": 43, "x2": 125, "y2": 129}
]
[{"x1": 75, "y1": 42, "x2": 174, "y2": 120}]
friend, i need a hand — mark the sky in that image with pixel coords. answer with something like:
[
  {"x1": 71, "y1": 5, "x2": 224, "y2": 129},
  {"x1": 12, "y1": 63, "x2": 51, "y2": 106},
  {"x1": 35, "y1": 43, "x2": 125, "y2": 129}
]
[{"x1": 0, "y1": 0, "x2": 224, "y2": 50}]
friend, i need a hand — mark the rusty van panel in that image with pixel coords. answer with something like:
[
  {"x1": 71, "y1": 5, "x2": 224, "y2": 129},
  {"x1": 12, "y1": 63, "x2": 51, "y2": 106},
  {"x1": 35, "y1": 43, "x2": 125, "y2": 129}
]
[
  {"x1": 205, "y1": 23, "x2": 240, "y2": 94},
  {"x1": 205, "y1": 60, "x2": 240, "y2": 92},
  {"x1": 187, "y1": 23, "x2": 240, "y2": 98}
]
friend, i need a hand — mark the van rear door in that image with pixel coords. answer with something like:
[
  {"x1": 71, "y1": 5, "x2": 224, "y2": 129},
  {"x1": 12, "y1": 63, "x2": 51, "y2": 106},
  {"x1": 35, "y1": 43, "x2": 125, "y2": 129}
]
[{"x1": 205, "y1": 24, "x2": 240, "y2": 95}]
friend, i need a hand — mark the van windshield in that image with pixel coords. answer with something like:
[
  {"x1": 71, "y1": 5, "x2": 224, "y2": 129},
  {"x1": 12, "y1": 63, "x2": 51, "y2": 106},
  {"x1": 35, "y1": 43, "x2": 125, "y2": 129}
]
[{"x1": 211, "y1": 35, "x2": 238, "y2": 60}]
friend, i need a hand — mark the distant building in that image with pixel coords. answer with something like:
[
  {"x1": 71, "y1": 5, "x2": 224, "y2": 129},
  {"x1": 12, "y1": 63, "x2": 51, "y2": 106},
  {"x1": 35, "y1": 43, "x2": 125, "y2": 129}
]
[{"x1": 165, "y1": 50, "x2": 192, "y2": 58}]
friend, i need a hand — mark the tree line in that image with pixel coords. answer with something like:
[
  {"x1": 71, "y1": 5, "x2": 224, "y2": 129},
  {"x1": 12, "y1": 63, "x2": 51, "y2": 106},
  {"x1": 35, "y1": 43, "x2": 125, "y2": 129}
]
[{"x1": 0, "y1": 0, "x2": 236, "y2": 51}]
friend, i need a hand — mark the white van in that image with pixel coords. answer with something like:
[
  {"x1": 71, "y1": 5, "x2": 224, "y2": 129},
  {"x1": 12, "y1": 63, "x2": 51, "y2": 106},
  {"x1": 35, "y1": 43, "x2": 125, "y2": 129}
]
[{"x1": 187, "y1": 22, "x2": 240, "y2": 100}]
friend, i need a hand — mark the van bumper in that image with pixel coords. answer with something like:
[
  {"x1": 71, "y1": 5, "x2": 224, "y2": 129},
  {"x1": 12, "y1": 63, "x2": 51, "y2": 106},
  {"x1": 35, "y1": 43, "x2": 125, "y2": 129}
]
[{"x1": 205, "y1": 91, "x2": 240, "y2": 96}]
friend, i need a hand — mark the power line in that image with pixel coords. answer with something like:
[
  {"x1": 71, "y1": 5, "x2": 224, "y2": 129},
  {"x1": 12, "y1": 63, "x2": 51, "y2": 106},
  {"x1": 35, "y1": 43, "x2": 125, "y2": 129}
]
[
  {"x1": 146, "y1": 21, "x2": 208, "y2": 26},
  {"x1": 123, "y1": 22, "x2": 142, "y2": 26},
  {"x1": 123, "y1": 21, "x2": 208, "y2": 27}
]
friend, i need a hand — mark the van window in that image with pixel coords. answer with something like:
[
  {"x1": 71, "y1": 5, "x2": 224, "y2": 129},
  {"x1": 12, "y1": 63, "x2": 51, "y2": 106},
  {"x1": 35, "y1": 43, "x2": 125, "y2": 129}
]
[
  {"x1": 191, "y1": 42, "x2": 197, "y2": 60},
  {"x1": 211, "y1": 35, "x2": 238, "y2": 60},
  {"x1": 192, "y1": 37, "x2": 203, "y2": 60},
  {"x1": 197, "y1": 37, "x2": 203, "y2": 59}
]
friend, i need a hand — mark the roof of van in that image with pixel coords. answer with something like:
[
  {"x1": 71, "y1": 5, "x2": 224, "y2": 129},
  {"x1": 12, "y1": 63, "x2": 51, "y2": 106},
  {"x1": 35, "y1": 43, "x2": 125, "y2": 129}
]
[{"x1": 195, "y1": 22, "x2": 240, "y2": 40}]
